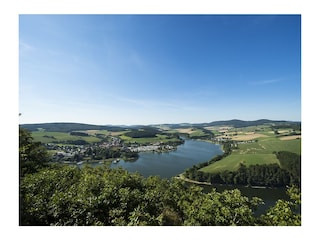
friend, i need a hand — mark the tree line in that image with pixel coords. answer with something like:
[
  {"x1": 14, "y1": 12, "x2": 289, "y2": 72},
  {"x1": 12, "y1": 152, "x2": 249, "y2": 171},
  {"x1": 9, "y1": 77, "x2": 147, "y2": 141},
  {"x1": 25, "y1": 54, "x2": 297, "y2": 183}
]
[
  {"x1": 272, "y1": 123, "x2": 301, "y2": 131},
  {"x1": 70, "y1": 131, "x2": 89, "y2": 137},
  {"x1": 124, "y1": 127, "x2": 161, "y2": 138},
  {"x1": 184, "y1": 146, "x2": 300, "y2": 187},
  {"x1": 185, "y1": 163, "x2": 296, "y2": 187}
]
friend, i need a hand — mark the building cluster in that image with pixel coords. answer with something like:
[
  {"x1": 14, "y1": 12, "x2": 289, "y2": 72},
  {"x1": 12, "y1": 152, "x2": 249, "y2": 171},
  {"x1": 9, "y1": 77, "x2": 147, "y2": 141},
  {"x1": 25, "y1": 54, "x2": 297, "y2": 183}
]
[
  {"x1": 45, "y1": 136, "x2": 177, "y2": 162},
  {"x1": 128, "y1": 143, "x2": 176, "y2": 153}
]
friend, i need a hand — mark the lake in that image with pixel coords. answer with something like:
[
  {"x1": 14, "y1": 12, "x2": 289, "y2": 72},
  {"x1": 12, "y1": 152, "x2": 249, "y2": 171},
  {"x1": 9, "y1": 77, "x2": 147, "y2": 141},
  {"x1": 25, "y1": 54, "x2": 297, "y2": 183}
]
[{"x1": 111, "y1": 139, "x2": 223, "y2": 178}]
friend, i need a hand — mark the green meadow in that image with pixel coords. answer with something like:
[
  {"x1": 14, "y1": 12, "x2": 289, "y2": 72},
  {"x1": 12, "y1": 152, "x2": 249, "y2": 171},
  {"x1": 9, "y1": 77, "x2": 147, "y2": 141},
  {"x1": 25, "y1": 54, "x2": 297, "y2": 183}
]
[
  {"x1": 189, "y1": 129, "x2": 209, "y2": 138},
  {"x1": 234, "y1": 138, "x2": 301, "y2": 155},
  {"x1": 31, "y1": 131, "x2": 102, "y2": 144},
  {"x1": 201, "y1": 154, "x2": 280, "y2": 173}
]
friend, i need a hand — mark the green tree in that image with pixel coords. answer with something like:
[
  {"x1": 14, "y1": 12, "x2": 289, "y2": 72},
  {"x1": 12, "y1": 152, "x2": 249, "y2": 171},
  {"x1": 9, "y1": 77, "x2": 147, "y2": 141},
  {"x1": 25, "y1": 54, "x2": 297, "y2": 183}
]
[
  {"x1": 19, "y1": 127, "x2": 49, "y2": 177},
  {"x1": 259, "y1": 185, "x2": 301, "y2": 226},
  {"x1": 20, "y1": 163, "x2": 300, "y2": 226},
  {"x1": 182, "y1": 188, "x2": 262, "y2": 226}
]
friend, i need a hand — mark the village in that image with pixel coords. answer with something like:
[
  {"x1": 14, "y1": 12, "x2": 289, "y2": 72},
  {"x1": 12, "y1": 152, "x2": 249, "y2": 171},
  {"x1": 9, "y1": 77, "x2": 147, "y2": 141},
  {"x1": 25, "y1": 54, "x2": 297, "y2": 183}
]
[{"x1": 45, "y1": 136, "x2": 179, "y2": 164}]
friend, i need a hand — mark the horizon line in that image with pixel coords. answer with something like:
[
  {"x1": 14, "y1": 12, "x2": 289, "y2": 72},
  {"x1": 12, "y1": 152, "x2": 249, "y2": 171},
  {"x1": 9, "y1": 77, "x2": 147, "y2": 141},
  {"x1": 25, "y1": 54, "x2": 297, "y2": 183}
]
[{"x1": 19, "y1": 118, "x2": 301, "y2": 127}]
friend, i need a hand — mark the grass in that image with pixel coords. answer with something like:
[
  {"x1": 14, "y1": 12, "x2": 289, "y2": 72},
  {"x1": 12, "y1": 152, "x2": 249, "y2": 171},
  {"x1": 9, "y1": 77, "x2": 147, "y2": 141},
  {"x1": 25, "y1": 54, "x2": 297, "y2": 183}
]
[
  {"x1": 233, "y1": 138, "x2": 301, "y2": 155},
  {"x1": 201, "y1": 154, "x2": 280, "y2": 173},
  {"x1": 31, "y1": 131, "x2": 102, "y2": 144},
  {"x1": 189, "y1": 129, "x2": 209, "y2": 138},
  {"x1": 259, "y1": 138, "x2": 301, "y2": 154}
]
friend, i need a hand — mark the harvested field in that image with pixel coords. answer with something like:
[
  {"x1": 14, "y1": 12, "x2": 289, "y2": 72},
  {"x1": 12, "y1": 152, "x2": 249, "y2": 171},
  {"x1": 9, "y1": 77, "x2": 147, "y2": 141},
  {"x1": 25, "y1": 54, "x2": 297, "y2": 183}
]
[
  {"x1": 84, "y1": 130, "x2": 109, "y2": 135},
  {"x1": 230, "y1": 133, "x2": 268, "y2": 141},
  {"x1": 175, "y1": 128, "x2": 194, "y2": 134},
  {"x1": 110, "y1": 131, "x2": 129, "y2": 136},
  {"x1": 279, "y1": 135, "x2": 301, "y2": 140}
]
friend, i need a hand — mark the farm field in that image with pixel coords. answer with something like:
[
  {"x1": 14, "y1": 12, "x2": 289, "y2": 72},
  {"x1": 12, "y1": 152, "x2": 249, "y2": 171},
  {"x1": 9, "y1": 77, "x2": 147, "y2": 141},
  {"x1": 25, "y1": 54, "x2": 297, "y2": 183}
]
[
  {"x1": 199, "y1": 125, "x2": 301, "y2": 174},
  {"x1": 229, "y1": 133, "x2": 268, "y2": 141},
  {"x1": 257, "y1": 138, "x2": 301, "y2": 154},
  {"x1": 279, "y1": 135, "x2": 301, "y2": 141},
  {"x1": 82, "y1": 129, "x2": 109, "y2": 135},
  {"x1": 201, "y1": 154, "x2": 279, "y2": 173},
  {"x1": 31, "y1": 131, "x2": 102, "y2": 144},
  {"x1": 174, "y1": 128, "x2": 194, "y2": 134}
]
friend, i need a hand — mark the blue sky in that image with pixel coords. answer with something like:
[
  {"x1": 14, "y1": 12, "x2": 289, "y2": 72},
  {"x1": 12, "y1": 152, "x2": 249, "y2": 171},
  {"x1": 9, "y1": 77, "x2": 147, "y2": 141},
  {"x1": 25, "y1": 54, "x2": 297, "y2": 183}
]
[{"x1": 19, "y1": 14, "x2": 301, "y2": 125}]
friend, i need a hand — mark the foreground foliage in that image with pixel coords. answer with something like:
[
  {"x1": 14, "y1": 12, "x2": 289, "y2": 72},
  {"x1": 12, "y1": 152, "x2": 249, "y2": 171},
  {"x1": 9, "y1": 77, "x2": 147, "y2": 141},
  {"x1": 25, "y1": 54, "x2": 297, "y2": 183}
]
[
  {"x1": 19, "y1": 127, "x2": 49, "y2": 177},
  {"x1": 20, "y1": 165, "x2": 300, "y2": 226}
]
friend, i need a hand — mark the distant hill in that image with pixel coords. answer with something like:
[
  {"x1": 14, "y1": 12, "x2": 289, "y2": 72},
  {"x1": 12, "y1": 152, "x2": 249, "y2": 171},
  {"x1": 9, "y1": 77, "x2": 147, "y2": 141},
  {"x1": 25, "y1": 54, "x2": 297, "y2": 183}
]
[
  {"x1": 20, "y1": 122, "x2": 127, "y2": 132},
  {"x1": 195, "y1": 119, "x2": 300, "y2": 128},
  {"x1": 20, "y1": 119, "x2": 300, "y2": 132},
  {"x1": 158, "y1": 119, "x2": 300, "y2": 129}
]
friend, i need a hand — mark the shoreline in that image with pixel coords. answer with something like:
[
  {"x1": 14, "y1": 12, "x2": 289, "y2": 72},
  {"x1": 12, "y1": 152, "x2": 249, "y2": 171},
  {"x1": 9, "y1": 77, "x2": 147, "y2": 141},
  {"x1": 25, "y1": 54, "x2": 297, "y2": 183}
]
[
  {"x1": 175, "y1": 174, "x2": 212, "y2": 186},
  {"x1": 175, "y1": 174, "x2": 281, "y2": 190}
]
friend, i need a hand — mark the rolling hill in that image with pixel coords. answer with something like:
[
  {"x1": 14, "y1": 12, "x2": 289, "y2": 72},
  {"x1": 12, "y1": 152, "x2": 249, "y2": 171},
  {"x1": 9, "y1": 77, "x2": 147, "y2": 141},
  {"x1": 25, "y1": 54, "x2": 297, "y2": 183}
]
[{"x1": 20, "y1": 119, "x2": 300, "y2": 132}]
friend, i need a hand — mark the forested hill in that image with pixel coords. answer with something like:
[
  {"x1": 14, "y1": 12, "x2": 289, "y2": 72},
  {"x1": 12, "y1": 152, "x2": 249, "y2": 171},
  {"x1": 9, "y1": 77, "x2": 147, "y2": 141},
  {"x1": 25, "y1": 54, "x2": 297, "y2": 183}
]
[
  {"x1": 20, "y1": 119, "x2": 300, "y2": 132},
  {"x1": 157, "y1": 119, "x2": 300, "y2": 129},
  {"x1": 200, "y1": 119, "x2": 299, "y2": 128},
  {"x1": 20, "y1": 122, "x2": 126, "y2": 132}
]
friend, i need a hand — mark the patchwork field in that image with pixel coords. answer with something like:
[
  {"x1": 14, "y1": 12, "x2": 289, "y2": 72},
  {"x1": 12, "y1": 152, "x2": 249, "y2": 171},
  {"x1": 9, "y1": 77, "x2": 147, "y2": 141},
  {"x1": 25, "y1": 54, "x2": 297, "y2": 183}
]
[
  {"x1": 31, "y1": 127, "x2": 182, "y2": 146},
  {"x1": 199, "y1": 125, "x2": 301, "y2": 174}
]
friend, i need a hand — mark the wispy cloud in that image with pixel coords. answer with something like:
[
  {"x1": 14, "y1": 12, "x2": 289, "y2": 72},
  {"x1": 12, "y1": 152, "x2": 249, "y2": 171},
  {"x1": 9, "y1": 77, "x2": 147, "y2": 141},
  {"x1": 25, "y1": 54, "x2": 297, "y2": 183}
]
[
  {"x1": 111, "y1": 94, "x2": 210, "y2": 114},
  {"x1": 249, "y1": 78, "x2": 282, "y2": 86},
  {"x1": 19, "y1": 41, "x2": 35, "y2": 51}
]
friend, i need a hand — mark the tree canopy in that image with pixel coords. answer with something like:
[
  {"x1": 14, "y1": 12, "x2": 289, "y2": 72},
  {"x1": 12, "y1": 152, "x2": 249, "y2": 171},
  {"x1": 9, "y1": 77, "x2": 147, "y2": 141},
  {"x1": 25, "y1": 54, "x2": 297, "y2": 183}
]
[
  {"x1": 19, "y1": 127, "x2": 49, "y2": 177},
  {"x1": 20, "y1": 164, "x2": 301, "y2": 226}
]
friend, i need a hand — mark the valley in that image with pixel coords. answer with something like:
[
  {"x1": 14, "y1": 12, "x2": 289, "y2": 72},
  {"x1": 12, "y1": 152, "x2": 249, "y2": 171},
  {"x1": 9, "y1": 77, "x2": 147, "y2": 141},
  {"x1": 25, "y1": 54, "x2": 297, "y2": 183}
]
[{"x1": 22, "y1": 119, "x2": 301, "y2": 184}]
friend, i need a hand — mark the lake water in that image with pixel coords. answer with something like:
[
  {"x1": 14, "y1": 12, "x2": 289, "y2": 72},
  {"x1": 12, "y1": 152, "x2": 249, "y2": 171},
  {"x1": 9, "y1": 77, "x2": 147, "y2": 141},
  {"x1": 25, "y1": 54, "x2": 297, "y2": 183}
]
[{"x1": 111, "y1": 139, "x2": 223, "y2": 178}]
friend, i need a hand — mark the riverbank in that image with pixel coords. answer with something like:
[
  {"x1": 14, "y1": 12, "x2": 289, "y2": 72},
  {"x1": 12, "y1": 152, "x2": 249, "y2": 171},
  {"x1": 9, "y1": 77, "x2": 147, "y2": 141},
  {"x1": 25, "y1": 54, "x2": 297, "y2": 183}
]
[
  {"x1": 175, "y1": 174, "x2": 212, "y2": 186},
  {"x1": 176, "y1": 174, "x2": 272, "y2": 190},
  {"x1": 190, "y1": 138, "x2": 225, "y2": 152},
  {"x1": 60, "y1": 156, "x2": 139, "y2": 165}
]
